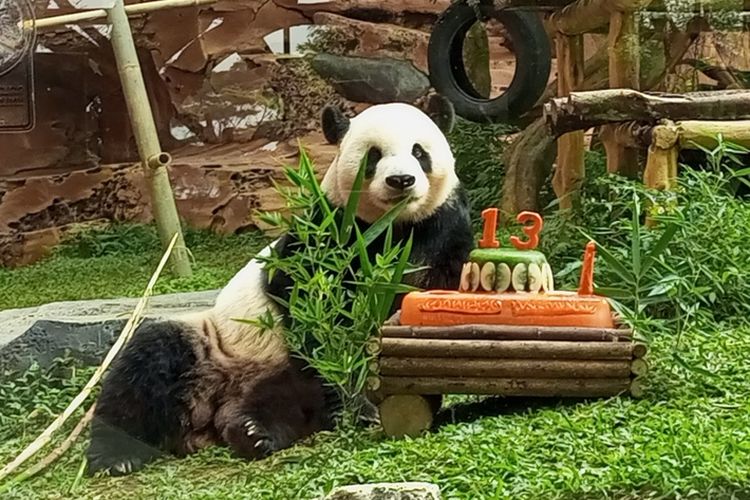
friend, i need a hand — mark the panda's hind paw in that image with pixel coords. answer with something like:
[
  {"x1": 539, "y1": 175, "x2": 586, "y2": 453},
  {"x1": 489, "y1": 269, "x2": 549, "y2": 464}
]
[{"x1": 86, "y1": 453, "x2": 146, "y2": 477}]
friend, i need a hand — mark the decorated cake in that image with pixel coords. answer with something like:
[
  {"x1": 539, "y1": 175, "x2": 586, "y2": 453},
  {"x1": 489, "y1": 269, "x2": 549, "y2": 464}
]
[{"x1": 399, "y1": 209, "x2": 616, "y2": 329}]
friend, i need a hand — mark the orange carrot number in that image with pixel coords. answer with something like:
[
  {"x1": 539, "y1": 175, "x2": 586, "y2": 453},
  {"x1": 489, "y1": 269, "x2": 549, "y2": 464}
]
[
  {"x1": 479, "y1": 208, "x2": 500, "y2": 248},
  {"x1": 510, "y1": 211, "x2": 543, "y2": 250}
]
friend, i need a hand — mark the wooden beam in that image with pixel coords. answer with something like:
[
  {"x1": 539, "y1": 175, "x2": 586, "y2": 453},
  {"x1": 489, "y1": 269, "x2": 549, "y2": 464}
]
[
  {"x1": 553, "y1": 33, "x2": 586, "y2": 210},
  {"x1": 544, "y1": 89, "x2": 750, "y2": 136}
]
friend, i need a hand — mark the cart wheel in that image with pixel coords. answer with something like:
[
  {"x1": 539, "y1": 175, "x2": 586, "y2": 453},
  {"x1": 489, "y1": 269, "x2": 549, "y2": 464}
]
[{"x1": 379, "y1": 395, "x2": 434, "y2": 438}]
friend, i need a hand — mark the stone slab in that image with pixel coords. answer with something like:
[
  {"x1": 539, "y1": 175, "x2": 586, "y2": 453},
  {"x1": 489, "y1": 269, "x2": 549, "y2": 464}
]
[{"x1": 0, "y1": 290, "x2": 218, "y2": 374}]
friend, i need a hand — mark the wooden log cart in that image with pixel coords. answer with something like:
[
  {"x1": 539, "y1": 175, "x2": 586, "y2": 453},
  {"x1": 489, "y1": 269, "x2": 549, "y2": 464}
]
[{"x1": 368, "y1": 209, "x2": 647, "y2": 438}]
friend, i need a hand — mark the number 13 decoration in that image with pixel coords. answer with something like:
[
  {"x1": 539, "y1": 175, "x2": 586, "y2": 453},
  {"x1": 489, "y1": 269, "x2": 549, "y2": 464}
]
[{"x1": 479, "y1": 208, "x2": 543, "y2": 251}]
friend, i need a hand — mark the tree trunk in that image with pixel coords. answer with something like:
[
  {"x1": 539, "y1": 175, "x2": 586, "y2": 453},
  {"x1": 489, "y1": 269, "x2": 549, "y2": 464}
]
[
  {"x1": 377, "y1": 338, "x2": 646, "y2": 360},
  {"x1": 464, "y1": 21, "x2": 492, "y2": 98},
  {"x1": 380, "y1": 376, "x2": 634, "y2": 397},
  {"x1": 500, "y1": 117, "x2": 556, "y2": 215}
]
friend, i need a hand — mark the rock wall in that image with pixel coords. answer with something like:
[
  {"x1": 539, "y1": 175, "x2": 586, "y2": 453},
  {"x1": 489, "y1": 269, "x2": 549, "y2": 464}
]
[{"x1": 1, "y1": 0, "x2": 457, "y2": 266}]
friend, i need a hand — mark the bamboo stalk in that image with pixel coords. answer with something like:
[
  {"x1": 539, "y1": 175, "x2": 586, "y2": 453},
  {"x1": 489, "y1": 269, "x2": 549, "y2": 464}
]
[
  {"x1": 106, "y1": 0, "x2": 192, "y2": 278},
  {"x1": 380, "y1": 325, "x2": 633, "y2": 342},
  {"x1": 27, "y1": 0, "x2": 215, "y2": 29},
  {"x1": 379, "y1": 357, "x2": 633, "y2": 379},
  {"x1": 380, "y1": 376, "x2": 632, "y2": 397},
  {"x1": 380, "y1": 338, "x2": 642, "y2": 360},
  {"x1": 677, "y1": 120, "x2": 750, "y2": 149},
  {"x1": 0, "y1": 234, "x2": 178, "y2": 483}
]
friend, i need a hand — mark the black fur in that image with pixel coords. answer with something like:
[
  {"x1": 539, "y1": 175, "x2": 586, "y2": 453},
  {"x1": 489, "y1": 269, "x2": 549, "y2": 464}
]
[
  {"x1": 87, "y1": 321, "x2": 333, "y2": 476},
  {"x1": 87, "y1": 321, "x2": 197, "y2": 476},
  {"x1": 365, "y1": 146, "x2": 382, "y2": 178},
  {"x1": 422, "y1": 94, "x2": 456, "y2": 135},
  {"x1": 322, "y1": 105, "x2": 350, "y2": 144},
  {"x1": 412, "y1": 143, "x2": 432, "y2": 173}
]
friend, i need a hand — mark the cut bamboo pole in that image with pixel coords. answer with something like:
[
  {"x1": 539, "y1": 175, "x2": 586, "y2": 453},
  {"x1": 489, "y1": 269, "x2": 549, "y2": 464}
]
[
  {"x1": 380, "y1": 357, "x2": 633, "y2": 379},
  {"x1": 677, "y1": 120, "x2": 750, "y2": 150},
  {"x1": 553, "y1": 32, "x2": 585, "y2": 211},
  {"x1": 378, "y1": 338, "x2": 645, "y2": 360},
  {"x1": 27, "y1": 0, "x2": 215, "y2": 29},
  {"x1": 106, "y1": 0, "x2": 192, "y2": 277},
  {"x1": 380, "y1": 325, "x2": 633, "y2": 342},
  {"x1": 380, "y1": 376, "x2": 632, "y2": 397},
  {"x1": 0, "y1": 234, "x2": 178, "y2": 483}
]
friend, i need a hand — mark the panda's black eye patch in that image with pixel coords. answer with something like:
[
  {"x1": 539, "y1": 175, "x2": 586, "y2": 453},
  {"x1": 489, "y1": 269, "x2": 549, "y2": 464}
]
[
  {"x1": 365, "y1": 146, "x2": 382, "y2": 178},
  {"x1": 412, "y1": 143, "x2": 432, "y2": 173}
]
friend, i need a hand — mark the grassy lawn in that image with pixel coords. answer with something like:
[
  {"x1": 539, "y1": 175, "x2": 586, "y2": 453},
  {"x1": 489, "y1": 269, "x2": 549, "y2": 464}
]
[
  {"x1": 0, "y1": 225, "x2": 269, "y2": 311},
  {"x1": 2, "y1": 142, "x2": 750, "y2": 498},
  {"x1": 1, "y1": 320, "x2": 749, "y2": 499}
]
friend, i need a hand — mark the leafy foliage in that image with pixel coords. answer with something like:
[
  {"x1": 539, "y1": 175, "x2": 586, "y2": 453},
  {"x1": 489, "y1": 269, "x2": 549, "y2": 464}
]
[
  {"x1": 541, "y1": 140, "x2": 750, "y2": 339},
  {"x1": 448, "y1": 117, "x2": 511, "y2": 228},
  {"x1": 252, "y1": 148, "x2": 416, "y2": 419}
]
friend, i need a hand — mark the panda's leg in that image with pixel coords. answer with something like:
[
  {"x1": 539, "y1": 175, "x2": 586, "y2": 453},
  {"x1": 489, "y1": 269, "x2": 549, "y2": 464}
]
[
  {"x1": 86, "y1": 320, "x2": 198, "y2": 476},
  {"x1": 216, "y1": 359, "x2": 333, "y2": 460}
]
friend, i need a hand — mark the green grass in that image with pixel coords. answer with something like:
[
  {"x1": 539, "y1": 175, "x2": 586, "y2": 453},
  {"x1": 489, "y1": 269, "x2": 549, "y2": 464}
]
[
  {"x1": 0, "y1": 225, "x2": 269, "y2": 311},
  {"x1": 2, "y1": 320, "x2": 750, "y2": 499}
]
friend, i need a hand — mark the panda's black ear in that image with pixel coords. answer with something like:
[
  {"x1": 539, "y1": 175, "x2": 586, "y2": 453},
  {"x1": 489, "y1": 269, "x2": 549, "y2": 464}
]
[
  {"x1": 321, "y1": 105, "x2": 350, "y2": 145},
  {"x1": 423, "y1": 94, "x2": 456, "y2": 135}
]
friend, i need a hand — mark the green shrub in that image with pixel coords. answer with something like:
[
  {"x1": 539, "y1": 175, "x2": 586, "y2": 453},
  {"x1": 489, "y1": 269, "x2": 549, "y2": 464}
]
[
  {"x1": 541, "y1": 143, "x2": 750, "y2": 337},
  {"x1": 448, "y1": 118, "x2": 511, "y2": 228}
]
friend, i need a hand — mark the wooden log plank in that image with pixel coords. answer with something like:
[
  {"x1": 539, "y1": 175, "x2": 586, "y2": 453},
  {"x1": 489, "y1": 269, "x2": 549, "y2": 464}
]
[
  {"x1": 380, "y1": 325, "x2": 633, "y2": 342},
  {"x1": 548, "y1": 0, "x2": 653, "y2": 36},
  {"x1": 379, "y1": 357, "x2": 633, "y2": 379},
  {"x1": 380, "y1": 376, "x2": 631, "y2": 397},
  {"x1": 545, "y1": 89, "x2": 750, "y2": 137},
  {"x1": 379, "y1": 338, "x2": 644, "y2": 360},
  {"x1": 378, "y1": 395, "x2": 434, "y2": 438}
]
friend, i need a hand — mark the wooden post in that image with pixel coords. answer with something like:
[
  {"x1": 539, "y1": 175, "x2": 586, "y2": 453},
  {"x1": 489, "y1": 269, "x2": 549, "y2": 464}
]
[
  {"x1": 553, "y1": 33, "x2": 585, "y2": 210},
  {"x1": 106, "y1": 0, "x2": 192, "y2": 277},
  {"x1": 603, "y1": 10, "x2": 641, "y2": 178}
]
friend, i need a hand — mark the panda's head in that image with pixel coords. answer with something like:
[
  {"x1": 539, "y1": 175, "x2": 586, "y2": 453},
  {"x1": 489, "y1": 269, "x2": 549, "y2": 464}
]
[{"x1": 320, "y1": 95, "x2": 459, "y2": 224}]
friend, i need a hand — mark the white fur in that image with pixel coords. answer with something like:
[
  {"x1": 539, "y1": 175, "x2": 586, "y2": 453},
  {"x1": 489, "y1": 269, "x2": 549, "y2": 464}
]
[
  {"x1": 321, "y1": 103, "x2": 459, "y2": 224},
  {"x1": 179, "y1": 240, "x2": 288, "y2": 363}
]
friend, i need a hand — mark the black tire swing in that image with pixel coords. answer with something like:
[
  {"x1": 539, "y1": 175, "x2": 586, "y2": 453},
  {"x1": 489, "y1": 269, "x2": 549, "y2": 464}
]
[{"x1": 427, "y1": 2, "x2": 552, "y2": 124}]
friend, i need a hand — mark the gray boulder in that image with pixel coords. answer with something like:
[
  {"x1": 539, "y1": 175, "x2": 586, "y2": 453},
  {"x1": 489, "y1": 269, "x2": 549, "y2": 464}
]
[
  {"x1": 310, "y1": 54, "x2": 430, "y2": 104},
  {"x1": 323, "y1": 482, "x2": 441, "y2": 500}
]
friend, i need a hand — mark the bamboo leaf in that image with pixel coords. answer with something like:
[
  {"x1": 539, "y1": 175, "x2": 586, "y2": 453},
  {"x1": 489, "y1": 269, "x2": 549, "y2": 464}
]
[
  {"x1": 340, "y1": 153, "x2": 368, "y2": 244},
  {"x1": 362, "y1": 197, "x2": 410, "y2": 247},
  {"x1": 641, "y1": 223, "x2": 678, "y2": 276}
]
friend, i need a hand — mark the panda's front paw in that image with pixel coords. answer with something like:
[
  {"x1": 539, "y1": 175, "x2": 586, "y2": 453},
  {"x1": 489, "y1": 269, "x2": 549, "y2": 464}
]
[{"x1": 241, "y1": 418, "x2": 277, "y2": 458}]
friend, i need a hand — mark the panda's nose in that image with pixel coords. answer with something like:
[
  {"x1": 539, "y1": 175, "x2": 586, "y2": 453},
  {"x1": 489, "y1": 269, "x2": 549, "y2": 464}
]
[{"x1": 385, "y1": 175, "x2": 416, "y2": 190}]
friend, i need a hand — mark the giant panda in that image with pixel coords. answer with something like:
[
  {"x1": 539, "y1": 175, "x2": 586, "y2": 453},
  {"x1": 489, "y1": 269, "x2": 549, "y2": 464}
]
[{"x1": 86, "y1": 95, "x2": 475, "y2": 476}]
